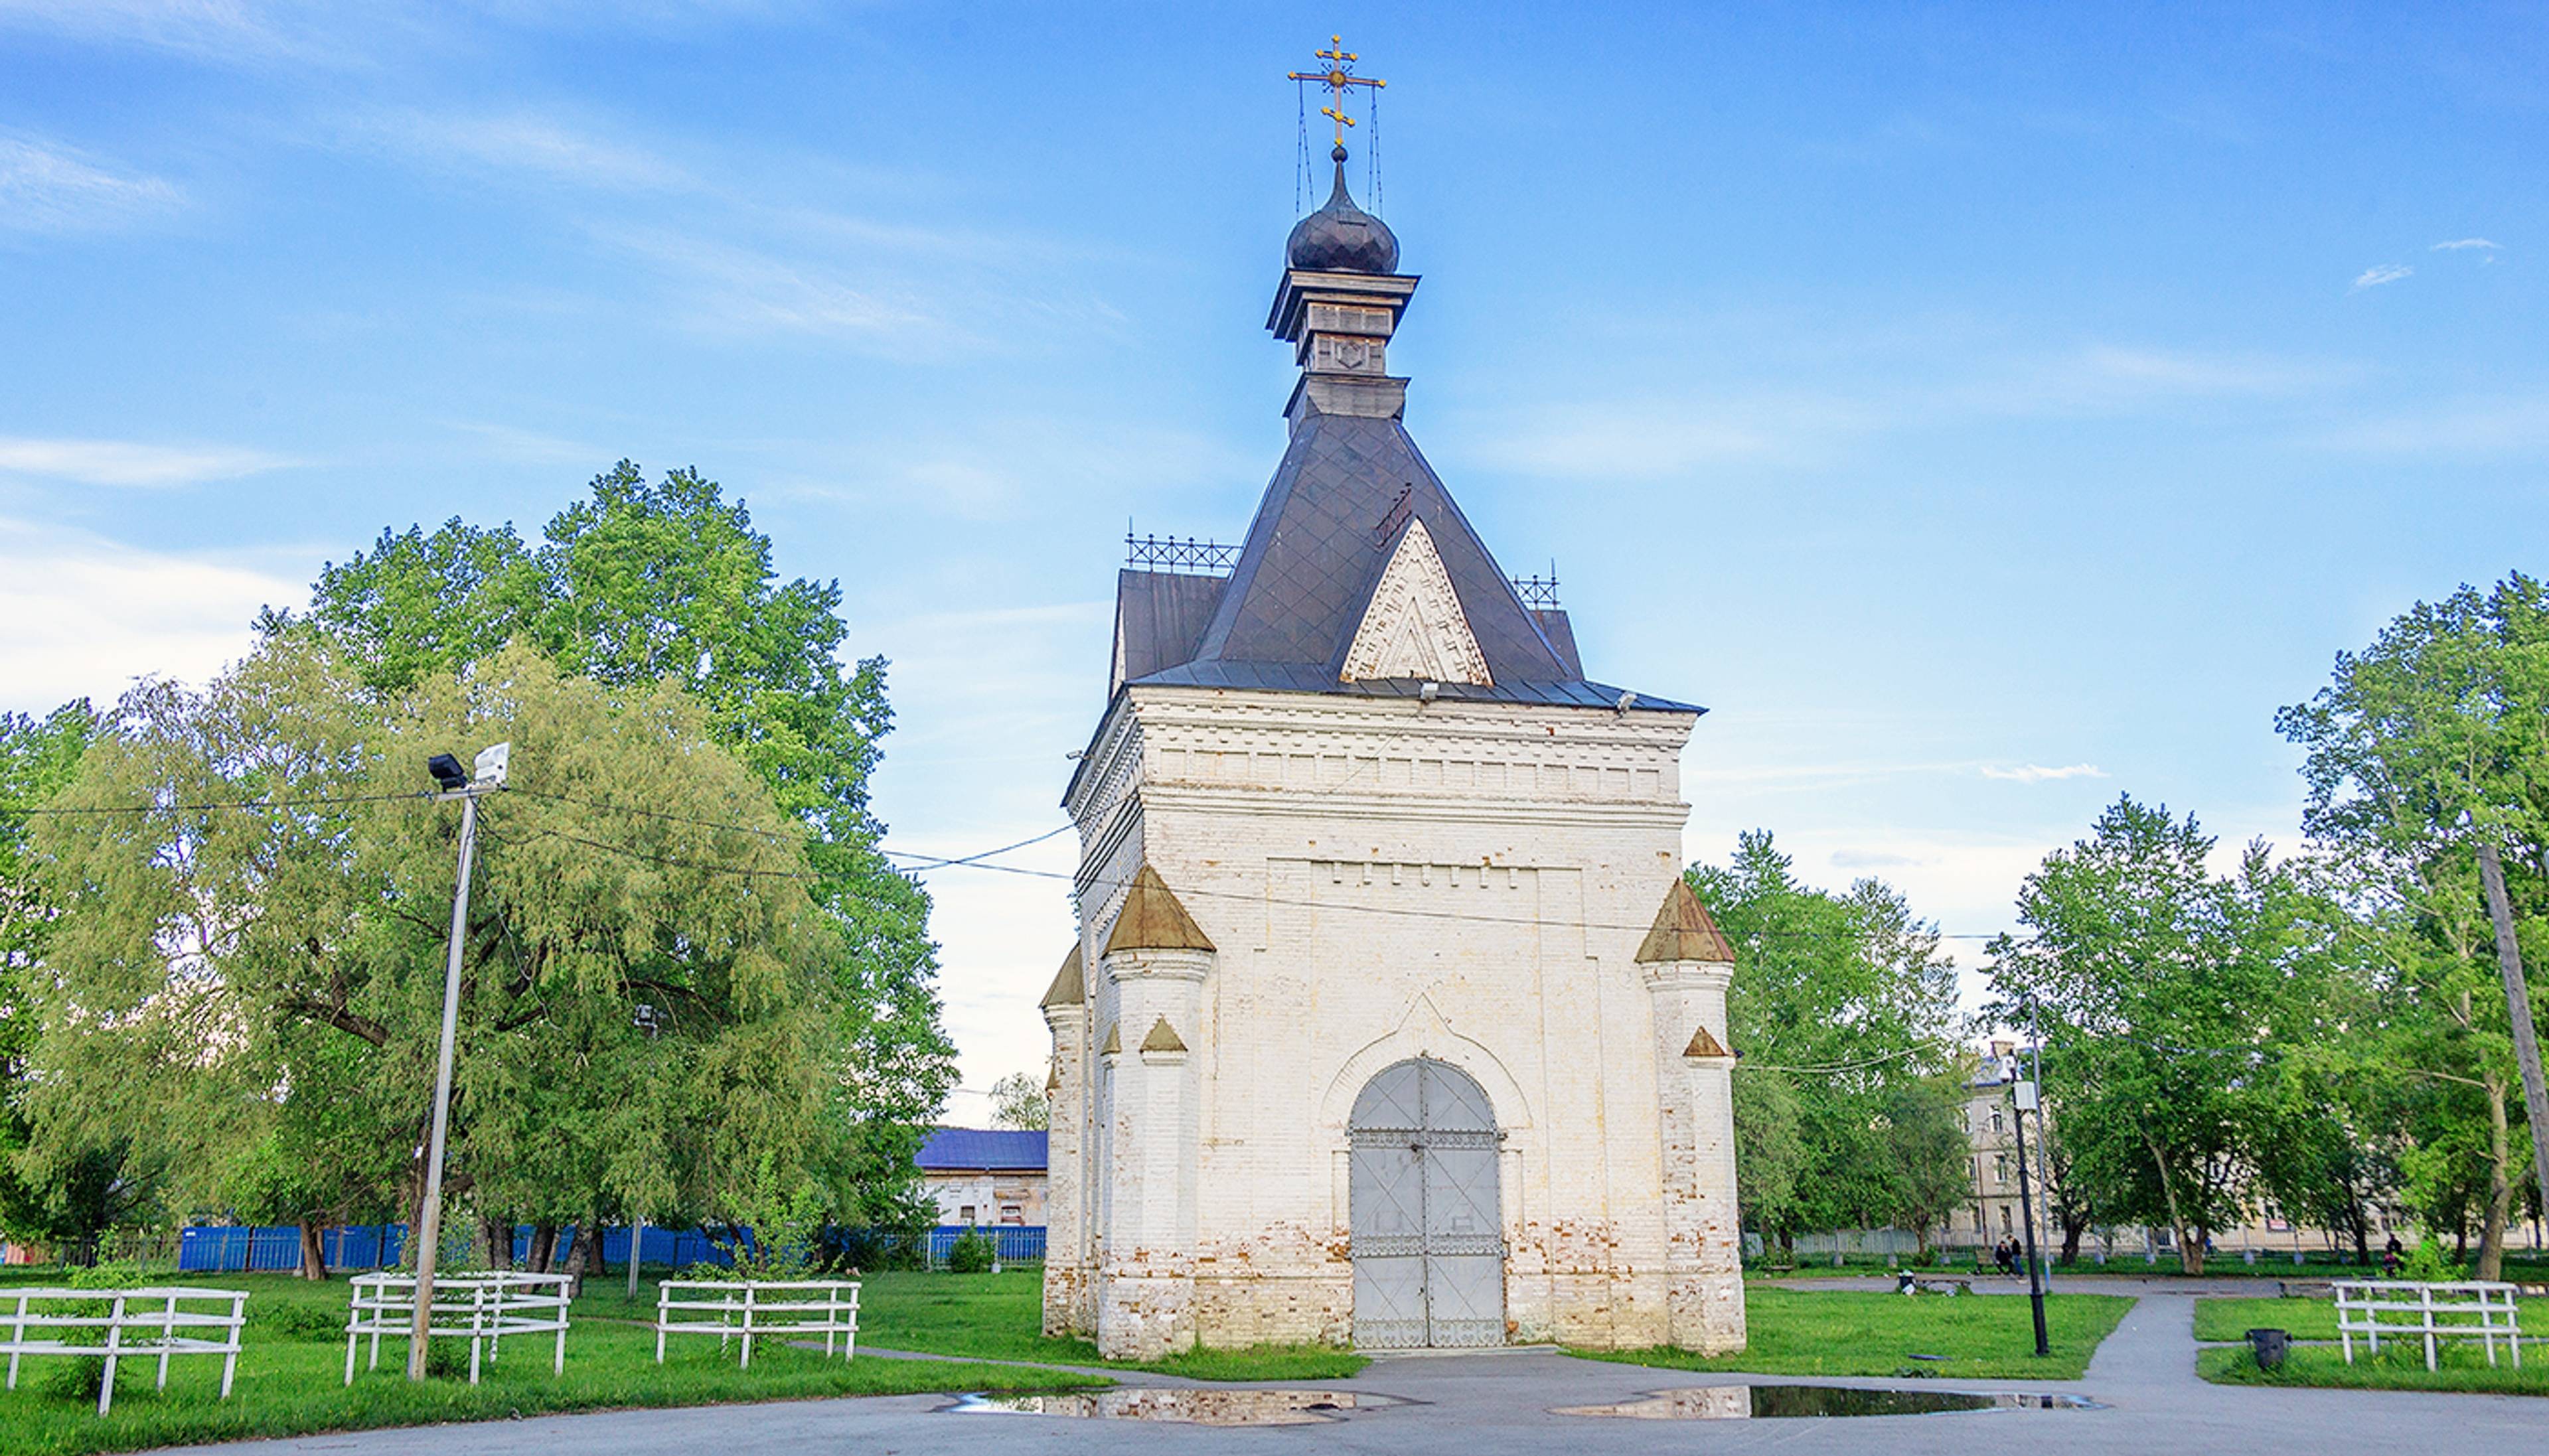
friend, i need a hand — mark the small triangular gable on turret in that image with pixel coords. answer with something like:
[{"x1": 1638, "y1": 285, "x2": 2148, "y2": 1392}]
[
  {"x1": 1338, "y1": 517, "x2": 1493, "y2": 686},
  {"x1": 1635, "y1": 879, "x2": 1738, "y2": 965}
]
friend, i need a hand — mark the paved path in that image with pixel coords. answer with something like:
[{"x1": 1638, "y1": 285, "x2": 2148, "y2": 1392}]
[{"x1": 162, "y1": 1295, "x2": 2549, "y2": 1456}]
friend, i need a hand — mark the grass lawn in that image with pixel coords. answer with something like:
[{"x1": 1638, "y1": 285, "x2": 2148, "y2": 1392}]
[
  {"x1": 1571, "y1": 1287, "x2": 2135, "y2": 1381},
  {"x1": 841, "y1": 1268, "x2": 1367, "y2": 1381},
  {"x1": 0, "y1": 1272, "x2": 1097, "y2": 1456},
  {"x1": 2193, "y1": 1294, "x2": 2549, "y2": 1343},
  {"x1": 2200, "y1": 1341, "x2": 2549, "y2": 1396}
]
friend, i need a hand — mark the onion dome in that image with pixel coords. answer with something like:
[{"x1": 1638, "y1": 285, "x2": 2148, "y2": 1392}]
[{"x1": 1286, "y1": 145, "x2": 1399, "y2": 275}]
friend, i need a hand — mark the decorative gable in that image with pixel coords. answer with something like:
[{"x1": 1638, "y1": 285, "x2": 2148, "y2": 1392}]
[{"x1": 1339, "y1": 518, "x2": 1493, "y2": 686}]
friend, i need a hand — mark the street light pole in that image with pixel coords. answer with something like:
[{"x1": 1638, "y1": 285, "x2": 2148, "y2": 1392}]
[
  {"x1": 2010, "y1": 1078, "x2": 2052, "y2": 1358},
  {"x1": 408, "y1": 744, "x2": 507, "y2": 1381}
]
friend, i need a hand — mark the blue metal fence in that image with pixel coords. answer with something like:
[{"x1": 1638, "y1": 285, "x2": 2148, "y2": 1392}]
[
  {"x1": 174, "y1": 1222, "x2": 1038, "y2": 1272},
  {"x1": 179, "y1": 1224, "x2": 408, "y2": 1273},
  {"x1": 927, "y1": 1226, "x2": 1046, "y2": 1263}
]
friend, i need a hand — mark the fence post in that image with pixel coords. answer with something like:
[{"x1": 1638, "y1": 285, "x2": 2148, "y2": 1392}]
[
  {"x1": 655, "y1": 1283, "x2": 669, "y2": 1365},
  {"x1": 221, "y1": 1291, "x2": 241, "y2": 1399},
  {"x1": 157, "y1": 1291, "x2": 177, "y2": 1389},
  {"x1": 9, "y1": 1290, "x2": 25, "y2": 1390},
  {"x1": 2421, "y1": 1285, "x2": 2437, "y2": 1372},
  {"x1": 98, "y1": 1295, "x2": 128, "y2": 1416},
  {"x1": 740, "y1": 1283, "x2": 757, "y2": 1369}
]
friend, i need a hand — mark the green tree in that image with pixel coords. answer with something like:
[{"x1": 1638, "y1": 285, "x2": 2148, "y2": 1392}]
[
  {"x1": 26, "y1": 639, "x2": 860, "y2": 1258},
  {"x1": 1871, "y1": 1074, "x2": 1975, "y2": 1260},
  {"x1": 261, "y1": 462, "x2": 955, "y2": 1222},
  {"x1": 0, "y1": 701, "x2": 160, "y2": 1256},
  {"x1": 2276, "y1": 575, "x2": 2549, "y2": 1278},
  {"x1": 988, "y1": 1071, "x2": 1049, "y2": 1131},
  {"x1": 1689, "y1": 833, "x2": 1966, "y2": 1250},
  {"x1": 1985, "y1": 798, "x2": 2335, "y2": 1274}
]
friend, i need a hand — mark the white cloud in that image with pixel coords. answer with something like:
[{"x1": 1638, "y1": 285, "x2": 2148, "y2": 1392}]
[
  {"x1": 2351, "y1": 263, "x2": 2413, "y2": 291},
  {"x1": 0, "y1": 135, "x2": 181, "y2": 232},
  {"x1": 1980, "y1": 763, "x2": 2108, "y2": 783},
  {"x1": 0, "y1": 435, "x2": 301, "y2": 486},
  {"x1": 1479, "y1": 341, "x2": 2345, "y2": 480},
  {"x1": 0, "y1": 518, "x2": 300, "y2": 712},
  {"x1": 2432, "y1": 238, "x2": 2502, "y2": 252},
  {"x1": 362, "y1": 109, "x2": 694, "y2": 193}
]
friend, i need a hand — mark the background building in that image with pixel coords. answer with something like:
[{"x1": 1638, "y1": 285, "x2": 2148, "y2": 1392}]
[{"x1": 915, "y1": 1128, "x2": 1049, "y2": 1228}]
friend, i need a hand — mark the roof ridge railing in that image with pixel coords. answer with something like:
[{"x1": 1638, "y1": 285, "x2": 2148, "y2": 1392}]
[
  {"x1": 1509, "y1": 571, "x2": 1560, "y2": 610},
  {"x1": 1126, "y1": 533, "x2": 1241, "y2": 576}
]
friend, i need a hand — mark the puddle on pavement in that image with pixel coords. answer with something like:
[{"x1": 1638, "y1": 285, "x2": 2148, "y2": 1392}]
[
  {"x1": 1554, "y1": 1385, "x2": 2106, "y2": 1420},
  {"x1": 942, "y1": 1388, "x2": 1399, "y2": 1425}
]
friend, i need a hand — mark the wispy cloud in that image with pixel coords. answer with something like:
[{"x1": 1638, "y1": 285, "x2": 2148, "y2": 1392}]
[
  {"x1": 1478, "y1": 340, "x2": 2349, "y2": 479},
  {"x1": 2432, "y1": 238, "x2": 2501, "y2": 252},
  {"x1": 2351, "y1": 263, "x2": 2413, "y2": 291},
  {"x1": 0, "y1": 0, "x2": 357, "y2": 64},
  {"x1": 0, "y1": 435, "x2": 301, "y2": 486},
  {"x1": 1980, "y1": 763, "x2": 2108, "y2": 783},
  {"x1": 0, "y1": 516, "x2": 301, "y2": 712},
  {"x1": 595, "y1": 227, "x2": 947, "y2": 345},
  {"x1": 0, "y1": 135, "x2": 181, "y2": 232},
  {"x1": 359, "y1": 109, "x2": 694, "y2": 193}
]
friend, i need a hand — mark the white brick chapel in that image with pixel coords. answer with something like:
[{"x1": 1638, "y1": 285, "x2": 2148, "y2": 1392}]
[{"x1": 1038, "y1": 144, "x2": 1746, "y2": 1359}]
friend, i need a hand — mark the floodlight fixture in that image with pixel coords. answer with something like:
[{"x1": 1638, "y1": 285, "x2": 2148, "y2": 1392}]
[
  {"x1": 473, "y1": 741, "x2": 510, "y2": 787},
  {"x1": 1419, "y1": 680, "x2": 1440, "y2": 703},
  {"x1": 425, "y1": 753, "x2": 469, "y2": 792}
]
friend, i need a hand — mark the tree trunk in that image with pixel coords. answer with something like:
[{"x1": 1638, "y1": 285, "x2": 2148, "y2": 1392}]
[
  {"x1": 2141, "y1": 1123, "x2": 2203, "y2": 1274},
  {"x1": 527, "y1": 1224, "x2": 557, "y2": 1274},
  {"x1": 2480, "y1": 1079, "x2": 2513, "y2": 1281},
  {"x1": 480, "y1": 1216, "x2": 512, "y2": 1271},
  {"x1": 562, "y1": 1215, "x2": 597, "y2": 1299},
  {"x1": 2060, "y1": 1214, "x2": 2086, "y2": 1266},
  {"x1": 297, "y1": 1219, "x2": 330, "y2": 1281}
]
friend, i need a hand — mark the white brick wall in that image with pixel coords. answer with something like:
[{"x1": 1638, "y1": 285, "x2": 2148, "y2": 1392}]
[{"x1": 1045, "y1": 688, "x2": 1746, "y2": 1357}]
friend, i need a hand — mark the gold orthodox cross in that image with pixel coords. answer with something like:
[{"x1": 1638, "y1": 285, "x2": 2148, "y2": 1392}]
[{"x1": 1290, "y1": 35, "x2": 1385, "y2": 149}]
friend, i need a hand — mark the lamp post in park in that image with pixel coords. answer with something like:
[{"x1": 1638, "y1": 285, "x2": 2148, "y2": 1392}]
[
  {"x1": 2009, "y1": 1075, "x2": 2052, "y2": 1358},
  {"x1": 408, "y1": 742, "x2": 510, "y2": 1381}
]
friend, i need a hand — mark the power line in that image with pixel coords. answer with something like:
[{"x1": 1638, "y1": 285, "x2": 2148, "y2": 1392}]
[
  {"x1": 3, "y1": 789, "x2": 429, "y2": 817},
  {"x1": 5, "y1": 780, "x2": 2034, "y2": 945}
]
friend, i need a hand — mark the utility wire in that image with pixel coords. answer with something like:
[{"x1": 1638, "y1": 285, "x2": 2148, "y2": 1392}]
[{"x1": 3, "y1": 789, "x2": 429, "y2": 817}]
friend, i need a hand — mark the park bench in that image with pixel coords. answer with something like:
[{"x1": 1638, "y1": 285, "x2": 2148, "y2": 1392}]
[
  {"x1": 343, "y1": 1271, "x2": 571, "y2": 1385},
  {"x1": 2335, "y1": 1279, "x2": 2523, "y2": 1372},
  {"x1": 655, "y1": 1279, "x2": 860, "y2": 1368},
  {"x1": 1, "y1": 1286, "x2": 247, "y2": 1415}
]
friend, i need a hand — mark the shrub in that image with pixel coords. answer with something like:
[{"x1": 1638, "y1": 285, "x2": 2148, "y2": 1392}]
[
  {"x1": 256, "y1": 1299, "x2": 347, "y2": 1341},
  {"x1": 947, "y1": 1230, "x2": 995, "y2": 1274},
  {"x1": 2402, "y1": 1236, "x2": 2464, "y2": 1283}
]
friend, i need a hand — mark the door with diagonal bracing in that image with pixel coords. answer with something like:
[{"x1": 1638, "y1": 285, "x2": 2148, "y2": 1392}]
[{"x1": 1349, "y1": 1058, "x2": 1504, "y2": 1348}]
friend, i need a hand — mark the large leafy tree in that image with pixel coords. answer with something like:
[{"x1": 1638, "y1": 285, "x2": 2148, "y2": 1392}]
[
  {"x1": 2276, "y1": 574, "x2": 2549, "y2": 1277},
  {"x1": 260, "y1": 463, "x2": 955, "y2": 1222},
  {"x1": 1985, "y1": 798, "x2": 2345, "y2": 1274},
  {"x1": 1689, "y1": 833, "x2": 1966, "y2": 1250},
  {"x1": 0, "y1": 701, "x2": 160, "y2": 1255},
  {"x1": 27, "y1": 640, "x2": 858, "y2": 1258}
]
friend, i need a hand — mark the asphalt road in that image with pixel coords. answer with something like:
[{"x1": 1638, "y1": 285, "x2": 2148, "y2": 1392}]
[{"x1": 163, "y1": 1295, "x2": 2549, "y2": 1456}]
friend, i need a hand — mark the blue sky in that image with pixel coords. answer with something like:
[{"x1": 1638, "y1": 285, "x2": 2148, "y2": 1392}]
[{"x1": 4, "y1": 2, "x2": 2545, "y2": 1114}]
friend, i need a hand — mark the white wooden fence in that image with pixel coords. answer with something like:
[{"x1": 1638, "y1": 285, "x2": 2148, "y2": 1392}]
[
  {"x1": 2335, "y1": 1279, "x2": 2524, "y2": 1371},
  {"x1": 344, "y1": 1272, "x2": 572, "y2": 1385},
  {"x1": 1, "y1": 1286, "x2": 247, "y2": 1415},
  {"x1": 655, "y1": 1280, "x2": 860, "y2": 1368}
]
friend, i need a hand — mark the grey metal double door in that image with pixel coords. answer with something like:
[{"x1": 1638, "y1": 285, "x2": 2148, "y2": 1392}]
[{"x1": 1348, "y1": 1058, "x2": 1504, "y2": 1348}]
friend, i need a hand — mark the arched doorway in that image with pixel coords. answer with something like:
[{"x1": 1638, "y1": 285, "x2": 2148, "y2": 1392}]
[{"x1": 1348, "y1": 1058, "x2": 1504, "y2": 1348}]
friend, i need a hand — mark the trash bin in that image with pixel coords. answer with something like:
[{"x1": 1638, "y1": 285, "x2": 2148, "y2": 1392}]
[{"x1": 2245, "y1": 1328, "x2": 2290, "y2": 1371}]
